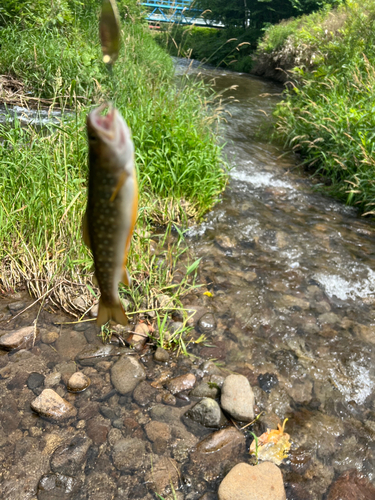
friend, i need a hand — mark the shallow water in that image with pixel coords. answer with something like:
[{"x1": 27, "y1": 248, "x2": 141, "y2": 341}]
[
  {"x1": 182, "y1": 61, "x2": 375, "y2": 496},
  {"x1": 1, "y1": 62, "x2": 375, "y2": 499}
]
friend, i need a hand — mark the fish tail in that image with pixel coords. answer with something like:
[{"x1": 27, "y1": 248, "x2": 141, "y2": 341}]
[{"x1": 97, "y1": 298, "x2": 128, "y2": 326}]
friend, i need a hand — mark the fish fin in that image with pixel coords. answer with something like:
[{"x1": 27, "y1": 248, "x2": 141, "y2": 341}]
[
  {"x1": 82, "y1": 211, "x2": 91, "y2": 249},
  {"x1": 97, "y1": 298, "x2": 128, "y2": 327},
  {"x1": 109, "y1": 170, "x2": 127, "y2": 202},
  {"x1": 121, "y1": 267, "x2": 131, "y2": 286}
]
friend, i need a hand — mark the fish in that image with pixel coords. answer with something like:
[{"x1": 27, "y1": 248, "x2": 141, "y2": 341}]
[
  {"x1": 99, "y1": 0, "x2": 121, "y2": 65},
  {"x1": 83, "y1": 103, "x2": 138, "y2": 326}
]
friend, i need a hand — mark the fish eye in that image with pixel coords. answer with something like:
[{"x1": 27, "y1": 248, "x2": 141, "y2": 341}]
[{"x1": 88, "y1": 134, "x2": 98, "y2": 142}]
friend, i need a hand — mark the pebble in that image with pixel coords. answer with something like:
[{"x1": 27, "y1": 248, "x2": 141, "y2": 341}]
[
  {"x1": 258, "y1": 373, "x2": 279, "y2": 393},
  {"x1": 0, "y1": 326, "x2": 36, "y2": 351},
  {"x1": 190, "y1": 377, "x2": 220, "y2": 399},
  {"x1": 198, "y1": 313, "x2": 217, "y2": 333},
  {"x1": 154, "y1": 347, "x2": 170, "y2": 363},
  {"x1": 133, "y1": 380, "x2": 158, "y2": 406},
  {"x1": 44, "y1": 372, "x2": 62, "y2": 388},
  {"x1": 55, "y1": 330, "x2": 88, "y2": 360},
  {"x1": 50, "y1": 435, "x2": 92, "y2": 476},
  {"x1": 86, "y1": 416, "x2": 111, "y2": 445},
  {"x1": 327, "y1": 469, "x2": 375, "y2": 500},
  {"x1": 167, "y1": 373, "x2": 196, "y2": 394},
  {"x1": 145, "y1": 456, "x2": 180, "y2": 495},
  {"x1": 111, "y1": 355, "x2": 146, "y2": 394},
  {"x1": 186, "y1": 398, "x2": 227, "y2": 428},
  {"x1": 221, "y1": 374, "x2": 255, "y2": 422},
  {"x1": 30, "y1": 389, "x2": 77, "y2": 420},
  {"x1": 38, "y1": 473, "x2": 82, "y2": 500},
  {"x1": 131, "y1": 322, "x2": 149, "y2": 349},
  {"x1": 145, "y1": 421, "x2": 171, "y2": 442},
  {"x1": 280, "y1": 295, "x2": 310, "y2": 310},
  {"x1": 67, "y1": 372, "x2": 90, "y2": 392},
  {"x1": 40, "y1": 331, "x2": 59, "y2": 344},
  {"x1": 27, "y1": 372, "x2": 45, "y2": 391},
  {"x1": 112, "y1": 438, "x2": 147, "y2": 472},
  {"x1": 218, "y1": 462, "x2": 286, "y2": 500}
]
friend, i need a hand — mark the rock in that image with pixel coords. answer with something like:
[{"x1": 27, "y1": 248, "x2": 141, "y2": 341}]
[
  {"x1": 44, "y1": 372, "x2": 62, "y2": 388},
  {"x1": 279, "y1": 295, "x2": 310, "y2": 310},
  {"x1": 190, "y1": 377, "x2": 220, "y2": 399},
  {"x1": 215, "y1": 235, "x2": 236, "y2": 248},
  {"x1": 166, "y1": 373, "x2": 196, "y2": 394},
  {"x1": 258, "y1": 373, "x2": 279, "y2": 393},
  {"x1": 162, "y1": 392, "x2": 177, "y2": 405},
  {"x1": 86, "y1": 416, "x2": 111, "y2": 445},
  {"x1": 318, "y1": 312, "x2": 341, "y2": 325},
  {"x1": 30, "y1": 389, "x2": 77, "y2": 420},
  {"x1": 186, "y1": 398, "x2": 227, "y2": 428},
  {"x1": 327, "y1": 469, "x2": 375, "y2": 500},
  {"x1": 112, "y1": 438, "x2": 147, "y2": 472},
  {"x1": 111, "y1": 355, "x2": 146, "y2": 394},
  {"x1": 76, "y1": 344, "x2": 120, "y2": 365},
  {"x1": 198, "y1": 313, "x2": 217, "y2": 333},
  {"x1": 287, "y1": 378, "x2": 313, "y2": 404},
  {"x1": 41, "y1": 330, "x2": 59, "y2": 344},
  {"x1": 221, "y1": 374, "x2": 255, "y2": 422},
  {"x1": 157, "y1": 294, "x2": 174, "y2": 309},
  {"x1": 37, "y1": 473, "x2": 82, "y2": 500},
  {"x1": 185, "y1": 306, "x2": 208, "y2": 326},
  {"x1": 145, "y1": 421, "x2": 171, "y2": 442},
  {"x1": 67, "y1": 372, "x2": 90, "y2": 392},
  {"x1": 8, "y1": 301, "x2": 26, "y2": 313},
  {"x1": 154, "y1": 347, "x2": 170, "y2": 363},
  {"x1": 51, "y1": 435, "x2": 92, "y2": 476},
  {"x1": 96, "y1": 360, "x2": 113, "y2": 372},
  {"x1": 73, "y1": 321, "x2": 91, "y2": 331},
  {"x1": 133, "y1": 380, "x2": 158, "y2": 406},
  {"x1": 89, "y1": 303, "x2": 99, "y2": 318},
  {"x1": 84, "y1": 471, "x2": 117, "y2": 500},
  {"x1": 56, "y1": 361, "x2": 77, "y2": 385},
  {"x1": 146, "y1": 456, "x2": 179, "y2": 495},
  {"x1": 200, "y1": 340, "x2": 227, "y2": 360},
  {"x1": 27, "y1": 372, "x2": 45, "y2": 391},
  {"x1": 0, "y1": 326, "x2": 36, "y2": 351},
  {"x1": 130, "y1": 322, "x2": 149, "y2": 348},
  {"x1": 55, "y1": 329, "x2": 87, "y2": 360},
  {"x1": 218, "y1": 462, "x2": 286, "y2": 500},
  {"x1": 190, "y1": 427, "x2": 246, "y2": 481},
  {"x1": 108, "y1": 428, "x2": 123, "y2": 446}
]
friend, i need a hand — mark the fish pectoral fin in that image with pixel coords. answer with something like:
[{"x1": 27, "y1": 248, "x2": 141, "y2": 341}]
[
  {"x1": 82, "y1": 211, "x2": 91, "y2": 249},
  {"x1": 121, "y1": 267, "x2": 131, "y2": 286},
  {"x1": 109, "y1": 170, "x2": 128, "y2": 202},
  {"x1": 97, "y1": 298, "x2": 128, "y2": 326}
]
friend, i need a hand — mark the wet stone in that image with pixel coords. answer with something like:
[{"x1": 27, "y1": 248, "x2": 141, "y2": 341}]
[
  {"x1": 0, "y1": 326, "x2": 36, "y2": 351},
  {"x1": 84, "y1": 471, "x2": 117, "y2": 500},
  {"x1": 44, "y1": 372, "x2": 62, "y2": 388},
  {"x1": 327, "y1": 469, "x2": 375, "y2": 500},
  {"x1": 55, "y1": 329, "x2": 88, "y2": 360},
  {"x1": 67, "y1": 371, "x2": 90, "y2": 392},
  {"x1": 145, "y1": 456, "x2": 180, "y2": 495},
  {"x1": 190, "y1": 377, "x2": 220, "y2": 399},
  {"x1": 31, "y1": 389, "x2": 77, "y2": 421},
  {"x1": 154, "y1": 347, "x2": 170, "y2": 363},
  {"x1": 198, "y1": 313, "x2": 217, "y2": 333},
  {"x1": 131, "y1": 322, "x2": 149, "y2": 349},
  {"x1": 218, "y1": 462, "x2": 286, "y2": 500},
  {"x1": 186, "y1": 398, "x2": 227, "y2": 428},
  {"x1": 37, "y1": 473, "x2": 82, "y2": 500},
  {"x1": 86, "y1": 416, "x2": 111, "y2": 445},
  {"x1": 111, "y1": 355, "x2": 146, "y2": 394},
  {"x1": 145, "y1": 421, "x2": 171, "y2": 442},
  {"x1": 258, "y1": 373, "x2": 279, "y2": 393},
  {"x1": 41, "y1": 331, "x2": 59, "y2": 344},
  {"x1": 221, "y1": 374, "x2": 255, "y2": 422},
  {"x1": 51, "y1": 435, "x2": 92, "y2": 476},
  {"x1": 200, "y1": 340, "x2": 227, "y2": 360},
  {"x1": 8, "y1": 301, "x2": 26, "y2": 313},
  {"x1": 27, "y1": 372, "x2": 45, "y2": 391},
  {"x1": 167, "y1": 373, "x2": 196, "y2": 395},
  {"x1": 112, "y1": 437, "x2": 147, "y2": 472}
]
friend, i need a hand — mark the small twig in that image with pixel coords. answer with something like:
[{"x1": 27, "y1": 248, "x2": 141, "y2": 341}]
[{"x1": 241, "y1": 412, "x2": 264, "y2": 430}]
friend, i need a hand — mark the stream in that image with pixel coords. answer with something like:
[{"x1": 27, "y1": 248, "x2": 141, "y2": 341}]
[{"x1": 1, "y1": 61, "x2": 375, "y2": 499}]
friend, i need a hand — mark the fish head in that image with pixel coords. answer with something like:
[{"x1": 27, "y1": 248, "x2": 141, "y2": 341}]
[{"x1": 87, "y1": 103, "x2": 134, "y2": 173}]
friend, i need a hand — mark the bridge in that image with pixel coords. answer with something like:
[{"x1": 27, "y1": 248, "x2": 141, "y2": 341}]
[{"x1": 140, "y1": 0, "x2": 223, "y2": 27}]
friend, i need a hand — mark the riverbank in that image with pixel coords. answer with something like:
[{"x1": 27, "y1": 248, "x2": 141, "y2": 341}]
[
  {"x1": 0, "y1": 2, "x2": 227, "y2": 316},
  {"x1": 253, "y1": 0, "x2": 375, "y2": 214}
]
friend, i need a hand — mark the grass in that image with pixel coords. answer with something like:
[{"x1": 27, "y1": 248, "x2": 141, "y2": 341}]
[
  {"x1": 0, "y1": 2, "x2": 228, "y2": 325},
  {"x1": 255, "y1": 0, "x2": 375, "y2": 214}
]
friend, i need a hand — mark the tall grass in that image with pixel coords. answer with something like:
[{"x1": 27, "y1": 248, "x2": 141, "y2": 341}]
[
  {"x1": 257, "y1": 0, "x2": 375, "y2": 213},
  {"x1": 0, "y1": 5, "x2": 227, "y2": 313}
]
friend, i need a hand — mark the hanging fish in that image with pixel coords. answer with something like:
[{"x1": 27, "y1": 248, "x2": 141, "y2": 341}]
[
  {"x1": 99, "y1": 0, "x2": 121, "y2": 66},
  {"x1": 83, "y1": 103, "x2": 138, "y2": 326}
]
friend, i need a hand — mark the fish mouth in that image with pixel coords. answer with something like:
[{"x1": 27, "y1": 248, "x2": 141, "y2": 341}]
[{"x1": 91, "y1": 102, "x2": 117, "y2": 141}]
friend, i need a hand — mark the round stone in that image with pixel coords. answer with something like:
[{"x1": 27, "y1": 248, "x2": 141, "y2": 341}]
[{"x1": 67, "y1": 372, "x2": 90, "y2": 392}]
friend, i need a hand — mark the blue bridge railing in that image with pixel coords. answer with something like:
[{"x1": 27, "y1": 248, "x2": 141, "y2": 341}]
[{"x1": 140, "y1": 0, "x2": 223, "y2": 27}]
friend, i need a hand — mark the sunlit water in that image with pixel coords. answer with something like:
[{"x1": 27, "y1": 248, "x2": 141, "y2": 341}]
[{"x1": 177, "y1": 58, "x2": 375, "y2": 497}]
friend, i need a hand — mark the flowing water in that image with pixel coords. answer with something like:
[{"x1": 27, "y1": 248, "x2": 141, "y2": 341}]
[
  {"x1": 181, "y1": 61, "x2": 375, "y2": 497},
  {"x1": 1, "y1": 62, "x2": 375, "y2": 499}
]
